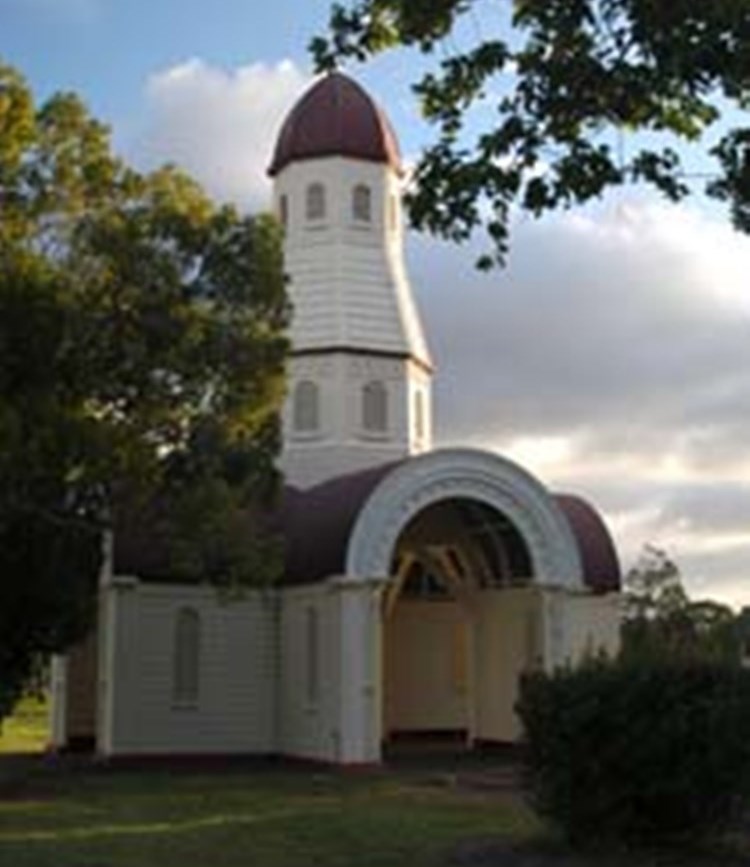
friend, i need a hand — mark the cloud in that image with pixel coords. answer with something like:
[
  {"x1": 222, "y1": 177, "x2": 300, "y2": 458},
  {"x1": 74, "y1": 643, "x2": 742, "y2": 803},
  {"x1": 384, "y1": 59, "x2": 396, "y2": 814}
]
[
  {"x1": 125, "y1": 56, "x2": 750, "y2": 606},
  {"x1": 131, "y1": 58, "x2": 309, "y2": 209},
  {"x1": 409, "y1": 199, "x2": 750, "y2": 605}
]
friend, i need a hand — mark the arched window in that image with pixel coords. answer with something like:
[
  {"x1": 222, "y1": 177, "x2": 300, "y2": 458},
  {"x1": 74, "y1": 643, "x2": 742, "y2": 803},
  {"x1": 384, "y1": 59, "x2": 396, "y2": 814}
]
[
  {"x1": 293, "y1": 380, "x2": 319, "y2": 432},
  {"x1": 305, "y1": 606, "x2": 319, "y2": 705},
  {"x1": 352, "y1": 184, "x2": 372, "y2": 222},
  {"x1": 279, "y1": 194, "x2": 289, "y2": 228},
  {"x1": 305, "y1": 182, "x2": 326, "y2": 220},
  {"x1": 362, "y1": 380, "x2": 388, "y2": 433},
  {"x1": 173, "y1": 607, "x2": 200, "y2": 707}
]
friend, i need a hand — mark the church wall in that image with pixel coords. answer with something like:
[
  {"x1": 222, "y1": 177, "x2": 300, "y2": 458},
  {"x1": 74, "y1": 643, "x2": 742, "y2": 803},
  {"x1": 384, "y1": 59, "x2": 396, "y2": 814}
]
[
  {"x1": 473, "y1": 586, "x2": 543, "y2": 743},
  {"x1": 282, "y1": 352, "x2": 424, "y2": 488},
  {"x1": 278, "y1": 584, "x2": 342, "y2": 761},
  {"x1": 98, "y1": 580, "x2": 277, "y2": 756},
  {"x1": 383, "y1": 599, "x2": 468, "y2": 733}
]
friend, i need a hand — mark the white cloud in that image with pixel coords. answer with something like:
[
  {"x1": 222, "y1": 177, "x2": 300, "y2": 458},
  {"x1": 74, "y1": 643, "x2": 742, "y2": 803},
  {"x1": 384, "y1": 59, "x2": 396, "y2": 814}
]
[
  {"x1": 126, "y1": 56, "x2": 750, "y2": 607},
  {"x1": 409, "y1": 198, "x2": 750, "y2": 606},
  {"x1": 131, "y1": 58, "x2": 309, "y2": 209}
]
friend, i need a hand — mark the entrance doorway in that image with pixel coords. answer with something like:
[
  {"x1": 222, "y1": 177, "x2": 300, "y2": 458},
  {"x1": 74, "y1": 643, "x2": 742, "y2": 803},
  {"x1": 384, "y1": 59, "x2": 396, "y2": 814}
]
[{"x1": 381, "y1": 498, "x2": 538, "y2": 747}]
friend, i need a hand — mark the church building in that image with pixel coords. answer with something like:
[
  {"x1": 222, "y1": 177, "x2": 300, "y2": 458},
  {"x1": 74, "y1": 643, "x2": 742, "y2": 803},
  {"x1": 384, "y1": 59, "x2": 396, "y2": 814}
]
[{"x1": 50, "y1": 72, "x2": 621, "y2": 764}]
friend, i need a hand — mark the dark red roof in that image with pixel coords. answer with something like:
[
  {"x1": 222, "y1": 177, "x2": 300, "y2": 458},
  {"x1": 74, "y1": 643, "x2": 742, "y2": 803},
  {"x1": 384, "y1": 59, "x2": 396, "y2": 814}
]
[
  {"x1": 278, "y1": 465, "x2": 621, "y2": 593},
  {"x1": 268, "y1": 72, "x2": 402, "y2": 176},
  {"x1": 554, "y1": 494, "x2": 621, "y2": 593},
  {"x1": 280, "y1": 461, "x2": 403, "y2": 584},
  {"x1": 113, "y1": 465, "x2": 620, "y2": 594}
]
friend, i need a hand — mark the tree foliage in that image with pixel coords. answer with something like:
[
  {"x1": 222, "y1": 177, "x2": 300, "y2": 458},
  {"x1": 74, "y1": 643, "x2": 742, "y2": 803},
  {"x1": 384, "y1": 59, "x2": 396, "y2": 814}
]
[
  {"x1": 622, "y1": 544, "x2": 739, "y2": 663},
  {"x1": 518, "y1": 657, "x2": 750, "y2": 845},
  {"x1": 0, "y1": 62, "x2": 289, "y2": 719},
  {"x1": 313, "y1": 0, "x2": 750, "y2": 266}
]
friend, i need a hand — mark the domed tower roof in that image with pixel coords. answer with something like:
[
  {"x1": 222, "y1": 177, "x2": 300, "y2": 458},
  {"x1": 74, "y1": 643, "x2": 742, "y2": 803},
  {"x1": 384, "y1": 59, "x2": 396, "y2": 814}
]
[{"x1": 268, "y1": 71, "x2": 402, "y2": 176}]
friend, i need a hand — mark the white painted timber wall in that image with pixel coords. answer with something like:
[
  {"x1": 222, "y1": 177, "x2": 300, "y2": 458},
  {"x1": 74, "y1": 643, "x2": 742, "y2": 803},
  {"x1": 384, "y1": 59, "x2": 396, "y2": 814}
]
[
  {"x1": 278, "y1": 584, "x2": 342, "y2": 762},
  {"x1": 98, "y1": 580, "x2": 277, "y2": 756},
  {"x1": 279, "y1": 579, "x2": 384, "y2": 764},
  {"x1": 274, "y1": 157, "x2": 430, "y2": 364},
  {"x1": 384, "y1": 599, "x2": 468, "y2": 733},
  {"x1": 282, "y1": 353, "x2": 432, "y2": 488},
  {"x1": 473, "y1": 587, "x2": 544, "y2": 743}
]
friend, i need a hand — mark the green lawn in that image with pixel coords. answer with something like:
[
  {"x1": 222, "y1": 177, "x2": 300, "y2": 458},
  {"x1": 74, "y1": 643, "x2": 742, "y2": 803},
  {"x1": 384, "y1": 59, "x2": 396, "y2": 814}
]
[
  {"x1": 0, "y1": 764, "x2": 540, "y2": 867},
  {"x1": 0, "y1": 698, "x2": 49, "y2": 754},
  {"x1": 0, "y1": 761, "x2": 748, "y2": 867},
  {"x1": 0, "y1": 697, "x2": 747, "y2": 867}
]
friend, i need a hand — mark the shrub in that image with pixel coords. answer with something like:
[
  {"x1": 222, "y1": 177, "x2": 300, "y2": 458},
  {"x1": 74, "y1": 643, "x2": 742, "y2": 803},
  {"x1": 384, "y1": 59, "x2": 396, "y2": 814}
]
[{"x1": 516, "y1": 657, "x2": 750, "y2": 845}]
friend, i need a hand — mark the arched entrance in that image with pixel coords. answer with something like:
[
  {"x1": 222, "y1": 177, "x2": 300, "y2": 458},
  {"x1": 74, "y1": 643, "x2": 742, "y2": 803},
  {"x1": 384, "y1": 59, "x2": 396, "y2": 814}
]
[
  {"x1": 381, "y1": 497, "x2": 539, "y2": 745},
  {"x1": 341, "y1": 448, "x2": 585, "y2": 760}
]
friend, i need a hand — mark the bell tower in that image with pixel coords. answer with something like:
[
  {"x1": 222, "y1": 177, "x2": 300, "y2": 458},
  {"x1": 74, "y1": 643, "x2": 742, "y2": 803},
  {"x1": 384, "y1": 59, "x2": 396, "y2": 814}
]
[{"x1": 269, "y1": 72, "x2": 433, "y2": 488}]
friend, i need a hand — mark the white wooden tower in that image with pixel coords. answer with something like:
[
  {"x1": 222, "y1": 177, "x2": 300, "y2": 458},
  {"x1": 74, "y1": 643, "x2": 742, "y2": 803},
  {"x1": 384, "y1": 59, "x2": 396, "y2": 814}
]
[{"x1": 269, "y1": 72, "x2": 433, "y2": 488}]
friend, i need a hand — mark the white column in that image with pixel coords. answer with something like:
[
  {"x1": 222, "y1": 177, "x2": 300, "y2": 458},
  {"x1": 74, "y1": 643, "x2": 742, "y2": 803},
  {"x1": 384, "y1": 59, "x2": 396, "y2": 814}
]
[{"x1": 329, "y1": 576, "x2": 387, "y2": 764}]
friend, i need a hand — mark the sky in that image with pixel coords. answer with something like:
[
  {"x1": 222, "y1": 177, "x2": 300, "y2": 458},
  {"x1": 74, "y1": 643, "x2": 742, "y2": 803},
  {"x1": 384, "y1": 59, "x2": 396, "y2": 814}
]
[{"x1": 3, "y1": 0, "x2": 750, "y2": 607}]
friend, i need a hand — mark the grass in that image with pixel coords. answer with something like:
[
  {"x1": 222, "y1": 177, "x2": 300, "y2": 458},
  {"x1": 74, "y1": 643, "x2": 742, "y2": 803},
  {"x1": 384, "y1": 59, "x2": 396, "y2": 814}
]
[
  {"x1": 0, "y1": 761, "x2": 748, "y2": 867},
  {"x1": 0, "y1": 763, "x2": 540, "y2": 867},
  {"x1": 0, "y1": 698, "x2": 748, "y2": 867},
  {"x1": 0, "y1": 698, "x2": 48, "y2": 755}
]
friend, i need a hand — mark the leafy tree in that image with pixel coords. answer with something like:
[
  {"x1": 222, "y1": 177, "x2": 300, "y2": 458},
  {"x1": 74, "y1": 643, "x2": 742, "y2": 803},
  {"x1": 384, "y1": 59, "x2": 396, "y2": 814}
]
[
  {"x1": 313, "y1": 0, "x2": 750, "y2": 266},
  {"x1": 0, "y1": 63, "x2": 289, "y2": 720},
  {"x1": 622, "y1": 544, "x2": 738, "y2": 663}
]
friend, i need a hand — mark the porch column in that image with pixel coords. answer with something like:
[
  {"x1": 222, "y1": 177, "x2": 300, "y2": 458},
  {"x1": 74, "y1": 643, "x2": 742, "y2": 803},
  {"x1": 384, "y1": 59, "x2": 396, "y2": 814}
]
[{"x1": 329, "y1": 576, "x2": 387, "y2": 764}]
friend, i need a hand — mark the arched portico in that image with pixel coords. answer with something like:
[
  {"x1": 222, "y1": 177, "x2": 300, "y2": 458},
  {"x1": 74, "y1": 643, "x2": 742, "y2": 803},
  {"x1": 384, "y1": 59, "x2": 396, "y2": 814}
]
[
  {"x1": 346, "y1": 449, "x2": 584, "y2": 589},
  {"x1": 336, "y1": 450, "x2": 586, "y2": 752}
]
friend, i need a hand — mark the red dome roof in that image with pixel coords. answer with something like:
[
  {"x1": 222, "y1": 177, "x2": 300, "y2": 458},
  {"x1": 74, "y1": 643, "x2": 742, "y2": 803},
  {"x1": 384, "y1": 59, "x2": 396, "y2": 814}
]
[{"x1": 268, "y1": 72, "x2": 402, "y2": 176}]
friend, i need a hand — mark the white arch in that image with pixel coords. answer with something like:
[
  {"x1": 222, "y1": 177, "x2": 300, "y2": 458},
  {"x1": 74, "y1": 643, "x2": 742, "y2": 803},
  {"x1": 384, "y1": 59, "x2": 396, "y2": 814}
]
[{"x1": 345, "y1": 448, "x2": 584, "y2": 589}]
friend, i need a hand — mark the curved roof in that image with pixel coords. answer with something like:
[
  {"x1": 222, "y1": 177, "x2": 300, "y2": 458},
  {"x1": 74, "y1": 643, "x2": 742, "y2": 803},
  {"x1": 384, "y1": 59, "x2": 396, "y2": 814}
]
[
  {"x1": 553, "y1": 494, "x2": 621, "y2": 593},
  {"x1": 280, "y1": 461, "x2": 621, "y2": 593},
  {"x1": 268, "y1": 72, "x2": 402, "y2": 176},
  {"x1": 113, "y1": 461, "x2": 620, "y2": 595}
]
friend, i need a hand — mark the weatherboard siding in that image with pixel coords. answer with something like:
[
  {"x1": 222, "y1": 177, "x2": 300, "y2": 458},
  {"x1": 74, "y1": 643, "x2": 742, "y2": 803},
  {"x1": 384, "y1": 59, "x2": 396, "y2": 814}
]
[{"x1": 100, "y1": 581, "x2": 277, "y2": 756}]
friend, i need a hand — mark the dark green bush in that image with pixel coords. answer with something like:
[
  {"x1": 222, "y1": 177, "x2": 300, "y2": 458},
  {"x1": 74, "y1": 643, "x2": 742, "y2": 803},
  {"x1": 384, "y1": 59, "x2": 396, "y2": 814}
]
[{"x1": 516, "y1": 657, "x2": 750, "y2": 845}]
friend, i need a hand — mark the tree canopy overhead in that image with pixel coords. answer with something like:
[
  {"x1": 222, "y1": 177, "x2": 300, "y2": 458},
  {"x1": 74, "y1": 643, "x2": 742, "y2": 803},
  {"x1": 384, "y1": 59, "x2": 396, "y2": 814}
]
[
  {"x1": 312, "y1": 0, "x2": 750, "y2": 266},
  {"x1": 0, "y1": 62, "x2": 289, "y2": 717}
]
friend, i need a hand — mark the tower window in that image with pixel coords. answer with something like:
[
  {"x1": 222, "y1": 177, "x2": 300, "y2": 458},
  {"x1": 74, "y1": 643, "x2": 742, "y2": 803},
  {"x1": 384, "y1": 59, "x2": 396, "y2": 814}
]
[
  {"x1": 362, "y1": 380, "x2": 388, "y2": 433},
  {"x1": 293, "y1": 380, "x2": 320, "y2": 432},
  {"x1": 352, "y1": 184, "x2": 372, "y2": 222},
  {"x1": 306, "y1": 182, "x2": 326, "y2": 220},
  {"x1": 305, "y1": 606, "x2": 319, "y2": 705},
  {"x1": 279, "y1": 194, "x2": 289, "y2": 228},
  {"x1": 173, "y1": 607, "x2": 200, "y2": 708}
]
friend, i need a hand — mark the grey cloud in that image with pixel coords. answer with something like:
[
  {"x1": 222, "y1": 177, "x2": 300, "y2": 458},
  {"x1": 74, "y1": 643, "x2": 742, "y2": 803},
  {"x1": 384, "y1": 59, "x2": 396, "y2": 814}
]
[{"x1": 408, "y1": 201, "x2": 750, "y2": 602}]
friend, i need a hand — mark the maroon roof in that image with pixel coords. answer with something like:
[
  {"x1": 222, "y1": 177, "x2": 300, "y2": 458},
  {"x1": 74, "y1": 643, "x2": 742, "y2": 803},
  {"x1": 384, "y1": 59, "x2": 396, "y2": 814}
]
[
  {"x1": 279, "y1": 465, "x2": 621, "y2": 593},
  {"x1": 554, "y1": 494, "x2": 621, "y2": 593},
  {"x1": 113, "y1": 464, "x2": 620, "y2": 594},
  {"x1": 280, "y1": 461, "x2": 403, "y2": 584},
  {"x1": 268, "y1": 72, "x2": 402, "y2": 176}
]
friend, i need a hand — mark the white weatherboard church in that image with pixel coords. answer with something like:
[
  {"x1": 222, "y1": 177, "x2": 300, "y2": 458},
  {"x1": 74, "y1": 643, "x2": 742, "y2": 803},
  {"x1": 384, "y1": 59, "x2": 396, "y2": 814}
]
[{"x1": 51, "y1": 73, "x2": 621, "y2": 764}]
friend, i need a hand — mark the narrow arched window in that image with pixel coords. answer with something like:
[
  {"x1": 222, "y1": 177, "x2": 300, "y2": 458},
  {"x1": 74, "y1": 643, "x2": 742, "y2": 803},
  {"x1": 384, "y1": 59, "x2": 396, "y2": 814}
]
[
  {"x1": 352, "y1": 184, "x2": 372, "y2": 222},
  {"x1": 362, "y1": 380, "x2": 388, "y2": 433},
  {"x1": 306, "y1": 182, "x2": 326, "y2": 220},
  {"x1": 305, "y1": 606, "x2": 319, "y2": 705},
  {"x1": 293, "y1": 380, "x2": 319, "y2": 432},
  {"x1": 279, "y1": 194, "x2": 289, "y2": 228},
  {"x1": 173, "y1": 607, "x2": 200, "y2": 707}
]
